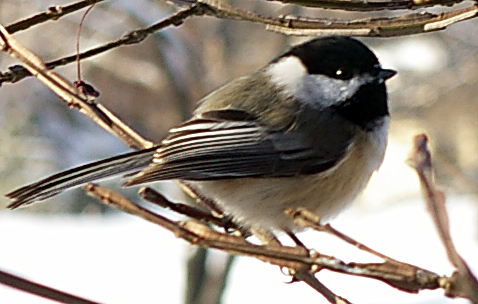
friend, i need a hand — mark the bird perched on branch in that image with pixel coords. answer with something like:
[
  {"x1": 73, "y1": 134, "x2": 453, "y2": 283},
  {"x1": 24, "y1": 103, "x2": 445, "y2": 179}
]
[{"x1": 6, "y1": 36, "x2": 396, "y2": 231}]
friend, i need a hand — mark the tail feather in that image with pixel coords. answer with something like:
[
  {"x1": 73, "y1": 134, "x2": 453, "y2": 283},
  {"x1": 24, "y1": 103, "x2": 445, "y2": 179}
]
[{"x1": 6, "y1": 146, "x2": 159, "y2": 209}]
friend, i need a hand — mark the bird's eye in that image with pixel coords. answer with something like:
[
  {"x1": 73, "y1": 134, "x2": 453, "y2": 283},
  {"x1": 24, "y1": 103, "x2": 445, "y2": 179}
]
[{"x1": 334, "y1": 68, "x2": 353, "y2": 80}]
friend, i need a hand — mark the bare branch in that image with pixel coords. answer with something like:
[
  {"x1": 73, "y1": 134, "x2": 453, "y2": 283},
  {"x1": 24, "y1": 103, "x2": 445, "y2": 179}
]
[
  {"x1": 294, "y1": 270, "x2": 352, "y2": 304},
  {"x1": 175, "y1": 1, "x2": 478, "y2": 37},
  {"x1": 266, "y1": 0, "x2": 464, "y2": 11},
  {"x1": 286, "y1": 207, "x2": 443, "y2": 293},
  {"x1": 0, "y1": 268, "x2": 99, "y2": 304},
  {"x1": 84, "y1": 183, "x2": 443, "y2": 299},
  {"x1": 0, "y1": 5, "x2": 204, "y2": 85},
  {"x1": 138, "y1": 187, "x2": 227, "y2": 229},
  {"x1": 287, "y1": 208, "x2": 403, "y2": 263},
  {"x1": 3, "y1": 2, "x2": 478, "y2": 85},
  {"x1": 407, "y1": 134, "x2": 478, "y2": 303},
  {"x1": 266, "y1": 6, "x2": 478, "y2": 36},
  {"x1": 5, "y1": 0, "x2": 109, "y2": 34},
  {"x1": 0, "y1": 24, "x2": 152, "y2": 149}
]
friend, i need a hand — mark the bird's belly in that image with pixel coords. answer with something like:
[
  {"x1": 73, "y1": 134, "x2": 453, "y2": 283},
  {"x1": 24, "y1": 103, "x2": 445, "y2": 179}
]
[
  {"x1": 188, "y1": 172, "x2": 368, "y2": 231},
  {"x1": 186, "y1": 128, "x2": 387, "y2": 231}
]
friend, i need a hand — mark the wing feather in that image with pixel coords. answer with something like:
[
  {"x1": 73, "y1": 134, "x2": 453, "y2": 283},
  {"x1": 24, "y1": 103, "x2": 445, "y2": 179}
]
[{"x1": 125, "y1": 109, "x2": 354, "y2": 185}]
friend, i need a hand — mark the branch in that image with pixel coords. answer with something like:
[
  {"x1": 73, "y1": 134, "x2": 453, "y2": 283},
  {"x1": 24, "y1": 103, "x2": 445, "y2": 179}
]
[
  {"x1": 3, "y1": 1, "x2": 478, "y2": 85},
  {"x1": 286, "y1": 208, "x2": 443, "y2": 293},
  {"x1": 5, "y1": 0, "x2": 109, "y2": 34},
  {"x1": 407, "y1": 134, "x2": 478, "y2": 303},
  {"x1": 84, "y1": 183, "x2": 444, "y2": 302},
  {"x1": 138, "y1": 187, "x2": 227, "y2": 229},
  {"x1": 294, "y1": 270, "x2": 352, "y2": 304},
  {"x1": 0, "y1": 269, "x2": 99, "y2": 304},
  {"x1": 178, "y1": 0, "x2": 478, "y2": 37},
  {"x1": 266, "y1": 0, "x2": 465, "y2": 11},
  {"x1": 266, "y1": 5, "x2": 478, "y2": 36},
  {"x1": 287, "y1": 208, "x2": 405, "y2": 264},
  {"x1": 0, "y1": 24, "x2": 152, "y2": 149},
  {"x1": 0, "y1": 5, "x2": 205, "y2": 85}
]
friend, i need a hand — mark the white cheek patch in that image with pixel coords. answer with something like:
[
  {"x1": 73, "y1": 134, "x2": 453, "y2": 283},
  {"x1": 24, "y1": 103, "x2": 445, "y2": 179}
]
[
  {"x1": 265, "y1": 56, "x2": 308, "y2": 95},
  {"x1": 266, "y1": 55, "x2": 377, "y2": 108}
]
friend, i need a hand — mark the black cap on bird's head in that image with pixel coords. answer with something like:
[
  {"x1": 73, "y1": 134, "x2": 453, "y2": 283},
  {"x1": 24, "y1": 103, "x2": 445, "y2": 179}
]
[{"x1": 274, "y1": 36, "x2": 396, "y2": 82}]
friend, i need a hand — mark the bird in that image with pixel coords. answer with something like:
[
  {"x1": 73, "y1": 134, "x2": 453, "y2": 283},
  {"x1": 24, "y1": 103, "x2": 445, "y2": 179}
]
[{"x1": 6, "y1": 36, "x2": 396, "y2": 232}]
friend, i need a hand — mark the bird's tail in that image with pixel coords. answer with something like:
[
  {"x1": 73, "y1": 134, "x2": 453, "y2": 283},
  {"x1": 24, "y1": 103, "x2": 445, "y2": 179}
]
[{"x1": 6, "y1": 146, "x2": 159, "y2": 209}]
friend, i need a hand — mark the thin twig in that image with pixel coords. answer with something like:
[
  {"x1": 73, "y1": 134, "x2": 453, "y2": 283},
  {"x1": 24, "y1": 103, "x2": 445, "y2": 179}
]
[
  {"x1": 0, "y1": 5, "x2": 204, "y2": 85},
  {"x1": 5, "y1": 0, "x2": 109, "y2": 34},
  {"x1": 76, "y1": 4, "x2": 96, "y2": 81},
  {"x1": 407, "y1": 134, "x2": 478, "y2": 303},
  {"x1": 266, "y1": 5, "x2": 478, "y2": 36},
  {"x1": 0, "y1": 24, "x2": 152, "y2": 149},
  {"x1": 287, "y1": 207, "x2": 403, "y2": 264},
  {"x1": 266, "y1": 0, "x2": 464, "y2": 11},
  {"x1": 294, "y1": 270, "x2": 351, "y2": 304},
  {"x1": 0, "y1": 269, "x2": 99, "y2": 304},
  {"x1": 138, "y1": 187, "x2": 226, "y2": 229},
  {"x1": 177, "y1": 181, "x2": 226, "y2": 216}
]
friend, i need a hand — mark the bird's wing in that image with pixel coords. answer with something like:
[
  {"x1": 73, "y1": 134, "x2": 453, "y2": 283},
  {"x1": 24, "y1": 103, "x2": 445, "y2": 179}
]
[{"x1": 125, "y1": 109, "x2": 354, "y2": 185}]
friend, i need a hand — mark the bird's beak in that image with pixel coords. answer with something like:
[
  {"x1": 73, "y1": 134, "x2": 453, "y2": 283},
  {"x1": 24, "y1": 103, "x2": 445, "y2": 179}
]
[{"x1": 377, "y1": 68, "x2": 397, "y2": 81}]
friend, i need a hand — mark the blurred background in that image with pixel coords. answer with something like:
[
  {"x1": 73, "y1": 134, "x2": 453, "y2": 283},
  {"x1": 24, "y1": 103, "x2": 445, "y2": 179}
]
[{"x1": 0, "y1": 0, "x2": 477, "y2": 303}]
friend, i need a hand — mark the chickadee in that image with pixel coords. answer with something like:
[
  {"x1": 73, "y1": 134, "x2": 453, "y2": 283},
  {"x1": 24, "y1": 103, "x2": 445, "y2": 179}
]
[{"x1": 6, "y1": 36, "x2": 396, "y2": 231}]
